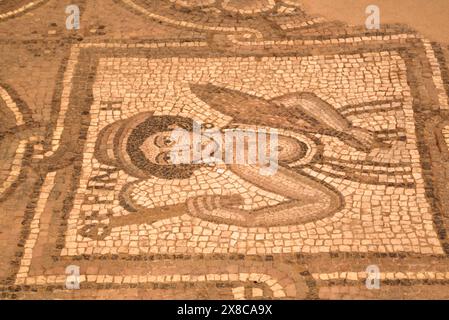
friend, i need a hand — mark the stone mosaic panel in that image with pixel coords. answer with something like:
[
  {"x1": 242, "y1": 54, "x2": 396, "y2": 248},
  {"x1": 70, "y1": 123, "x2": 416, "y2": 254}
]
[{"x1": 1, "y1": 0, "x2": 449, "y2": 300}]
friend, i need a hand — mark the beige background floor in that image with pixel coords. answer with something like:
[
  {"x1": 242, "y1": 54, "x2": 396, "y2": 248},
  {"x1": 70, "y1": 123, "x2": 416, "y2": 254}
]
[{"x1": 302, "y1": 0, "x2": 449, "y2": 44}]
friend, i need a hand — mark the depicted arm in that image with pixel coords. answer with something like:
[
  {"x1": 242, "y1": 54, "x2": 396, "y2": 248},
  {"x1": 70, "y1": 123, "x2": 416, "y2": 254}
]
[
  {"x1": 186, "y1": 164, "x2": 343, "y2": 227},
  {"x1": 79, "y1": 164, "x2": 343, "y2": 240},
  {"x1": 271, "y1": 92, "x2": 378, "y2": 151}
]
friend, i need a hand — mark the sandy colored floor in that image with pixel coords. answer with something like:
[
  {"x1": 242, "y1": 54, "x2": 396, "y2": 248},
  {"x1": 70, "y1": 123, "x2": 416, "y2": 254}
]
[{"x1": 302, "y1": 0, "x2": 449, "y2": 44}]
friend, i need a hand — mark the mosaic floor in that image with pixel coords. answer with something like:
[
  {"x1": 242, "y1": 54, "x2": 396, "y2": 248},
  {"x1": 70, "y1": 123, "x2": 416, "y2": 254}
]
[{"x1": 1, "y1": 0, "x2": 449, "y2": 300}]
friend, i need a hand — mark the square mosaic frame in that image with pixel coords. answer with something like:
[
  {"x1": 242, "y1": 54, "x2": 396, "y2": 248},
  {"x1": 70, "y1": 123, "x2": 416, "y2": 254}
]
[{"x1": 5, "y1": 27, "x2": 449, "y2": 299}]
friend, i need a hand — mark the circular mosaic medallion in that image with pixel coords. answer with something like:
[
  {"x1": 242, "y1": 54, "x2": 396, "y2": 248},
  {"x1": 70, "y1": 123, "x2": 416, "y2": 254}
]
[{"x1": 119, "y1": 0, "x2": 313, "y2": 39}]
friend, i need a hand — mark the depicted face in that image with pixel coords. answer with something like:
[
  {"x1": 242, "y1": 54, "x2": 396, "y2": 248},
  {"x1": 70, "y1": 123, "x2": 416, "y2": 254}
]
[
  {"x1": 138, "y1": 125, "x2": 310, "y2": 168},
  {"x1": 139, "y1": 128, "x2": 219, "y2": 166}
]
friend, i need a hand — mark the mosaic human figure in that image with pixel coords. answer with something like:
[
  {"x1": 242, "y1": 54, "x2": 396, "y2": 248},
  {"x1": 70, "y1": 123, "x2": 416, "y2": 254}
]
[{"x1": 83, "y1": 84, "x2": 394, "y2": 239}]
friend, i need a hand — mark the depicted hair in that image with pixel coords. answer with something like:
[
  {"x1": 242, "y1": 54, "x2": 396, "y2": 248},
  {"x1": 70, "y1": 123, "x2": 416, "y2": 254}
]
[{"x1": 126, "y1": 115, "x2": 202, "y2": 180}]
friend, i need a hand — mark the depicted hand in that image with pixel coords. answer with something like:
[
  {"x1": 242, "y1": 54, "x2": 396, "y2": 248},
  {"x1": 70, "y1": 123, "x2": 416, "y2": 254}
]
[
  {"x1": 344, "y1": 126, "x2": 379, "y2": 152},
  {"x1": 78, "y1": 223, "x2": 111, "y2": 240},
  {"x1": 350, "y1": 127, "x2": 375, "y2": 145},
  {"x1": 187, "y1": 194, "x2": 244, "y2": 214}
]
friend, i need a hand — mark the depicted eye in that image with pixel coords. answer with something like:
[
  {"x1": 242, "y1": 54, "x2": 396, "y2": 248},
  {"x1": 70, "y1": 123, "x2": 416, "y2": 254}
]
[
  {"x1": 156, "y1": 152, "x2": 172, "y2": 165},
  {"x1": 154, "y1": 134, "x2": 176, "y2": 148},
  {"x1": 164, "y1": 137, "x2": 174, "y2": 146}
]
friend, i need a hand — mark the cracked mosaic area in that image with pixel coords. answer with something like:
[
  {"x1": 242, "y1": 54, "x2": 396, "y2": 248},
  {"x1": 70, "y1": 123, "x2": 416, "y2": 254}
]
[{"x1": 1, "y1": 0, "x2": 449, "y2": 299}]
